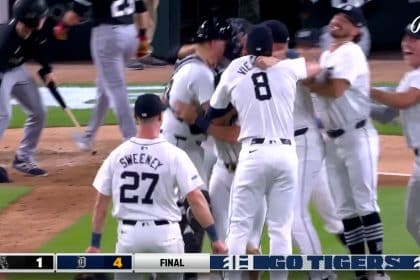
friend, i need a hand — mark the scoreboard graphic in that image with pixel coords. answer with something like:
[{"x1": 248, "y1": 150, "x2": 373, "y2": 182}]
[{"x1": 1, "y1": 254, "x2": 420, "y2": 273}]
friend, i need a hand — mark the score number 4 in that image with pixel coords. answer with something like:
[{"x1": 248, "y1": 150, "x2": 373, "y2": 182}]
[{"x1": 113, "y1": 257, "x2": 123, "y2": 268}]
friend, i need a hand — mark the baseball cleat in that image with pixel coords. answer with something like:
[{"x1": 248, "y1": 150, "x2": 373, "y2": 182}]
[
  {"x1": 73, "y1": 134, "x2": 93, "y2": 152},
  {"x1": 12, "y1": 156, "x2": 47, "y2": 177}
]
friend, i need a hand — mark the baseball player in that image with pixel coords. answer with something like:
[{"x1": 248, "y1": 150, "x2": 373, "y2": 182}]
[
  {"x1": 0, "y1": 0, "x2": 53, "y2": 177},
  {"x1": 370, "y1": 23, "x2": 420, "y2": 246},
  {"x1": 294, "y1": 29, "x2": 346, "y2": 245},
  {"x1": 160, "y1": 18, "x2": 229, "y2": 276},
  {"x1": 55, "y1": 0, "x2": 148, "y2": 151},
  {"x1": 87, "y1": 94, "x2": 227, "y2": 280},
  {"x1": 303, "y1": 5, "x2": 388, "y2": 280},
  {"x1": 208, "y1": 24, "x2": 320, "y2": 280}
]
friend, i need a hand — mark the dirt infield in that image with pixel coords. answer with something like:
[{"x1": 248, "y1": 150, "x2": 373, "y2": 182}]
[{"x1": 0, "y1": 59, "x2": 413, "y2": 254}]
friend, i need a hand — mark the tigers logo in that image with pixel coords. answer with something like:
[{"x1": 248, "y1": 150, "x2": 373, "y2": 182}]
[{"x1": 411, "y1": 16, "x2": 420, "y2": 34}]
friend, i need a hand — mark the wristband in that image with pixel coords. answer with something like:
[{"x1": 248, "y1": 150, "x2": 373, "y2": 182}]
[
  {"x1": 90, "y1": 232, "x2": 102, "y2": 248},
  {"x1": 138, "y1": 28, "x2": 147, "y2": 40},
  {"x1": 205, "y1": 224, "x2": 218, "y2": 242},
  {"x1": 194, "y1": 113, "x2": 211, "y2": 133}
]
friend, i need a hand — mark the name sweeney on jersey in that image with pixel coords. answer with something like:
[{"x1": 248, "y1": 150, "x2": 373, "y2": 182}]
[{"x1": 119, "y1": 153, "x2": 163, "y2": 170}]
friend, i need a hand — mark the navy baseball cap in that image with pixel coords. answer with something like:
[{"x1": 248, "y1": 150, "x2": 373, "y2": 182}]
[
  {"x1": 405, "y1": 23, "x2": 420, "y2": 39},
  {"x1": 246, "y1": 24, "x2": 273, "y2": 56},
  {"x1": 263, "y1": 20, "x2": 289, "y2": 43},
  {"x1": 295, "y1": 28, "x2": 321, "y2": 46},
  {"x1": 335, "y1": 5, "x2": 366, "y2": 28},
  {"x1": 134, "y1": 94, "x2": 164, "y2": 119}
]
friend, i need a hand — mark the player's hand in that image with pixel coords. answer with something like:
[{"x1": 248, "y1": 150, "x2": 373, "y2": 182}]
[
  {"x1": 211, "y1": 240, "x2": 228, "y2": 254},
  {"x1": 53, "y1": 21, "x2": 69, "y2": 40},
  {"x1": 255, "y1": 56, "x2": 280, "y2": 69},
  {"x1": 44, "y1": 73, "x2": 57, "y2": 85},
  {"x1": 86, "y1": 246, "x2": 101, "y2": 253},
  {"x1": 180, "y1": 104, "x2": 199, "y2": 125},
  {"x1": 137, "y1": 37, "x2": 151, "y2": 58}
]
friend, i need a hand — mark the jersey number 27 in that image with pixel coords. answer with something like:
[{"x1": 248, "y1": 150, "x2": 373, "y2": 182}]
[{"x1": 120, "y1": 171, "x2": 159, "y2": 204}]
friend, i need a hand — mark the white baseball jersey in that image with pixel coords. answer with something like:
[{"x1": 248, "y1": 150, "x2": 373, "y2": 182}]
[
  {"x1": 210, "y1": 55, "x2": 307, "y2": 141},
  {"x1": 93, "y1": 137, "x2": 204, "y2": 221},
  {"x1": 294, "y1": 83, "x2": 318, "y2": 130},
  {"x1": 315, "y1": 42, "x2": 370, "y2": 129},
  {"x1": 396, "y1": 68, "x2": 420, "y2": 148},
  {"x1": 161, "y1": 55, "x2": 215, "y2": 141}
]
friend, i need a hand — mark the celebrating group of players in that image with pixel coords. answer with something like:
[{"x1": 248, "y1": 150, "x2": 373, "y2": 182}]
[{"x1": 1, "y1": 1, "x2": 420, "y2": 280}]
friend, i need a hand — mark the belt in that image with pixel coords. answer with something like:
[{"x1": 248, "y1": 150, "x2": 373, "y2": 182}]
[
  {"x1": 122, "y1": 219, "x2": 170, "y2": 226},
  {"x1": 415, "y1": 149, "x2": 418, "y2": 157},
  {"x1": 326, "y1": 119, "x2": 366, "y2": 139},
  {"x1": 250, "y1": 138, "x2": 292, "y2": 145},
  {"x1": 294, "y1": 127, "x2": 308, "y2": 137},
  {"x1": 224, "y1": 162, "x2": 237, "y2": 172}
]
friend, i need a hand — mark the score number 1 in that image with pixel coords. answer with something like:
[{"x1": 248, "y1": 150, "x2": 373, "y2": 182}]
[{"x1": 36, "y1": 257, "x2": 43, "y2": 268}]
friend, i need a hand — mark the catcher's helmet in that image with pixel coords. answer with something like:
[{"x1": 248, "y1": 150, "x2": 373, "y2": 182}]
[
  {"x1": 193, "y1": 17, "x2": 231, "y2": 43},
  {"x1": 13, "y1": 0, "x2": 48, "y2": 29}
]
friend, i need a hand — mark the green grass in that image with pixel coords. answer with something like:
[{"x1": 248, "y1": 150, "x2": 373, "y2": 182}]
[
  {"x1": 8, "y1": 107, "x2": 118, "y2": 129},
  {"x1": 7, "y1": 187, "x2": 420, "y2": 280},
  {"x1": 0, "y1": 186, "x2": 31, "y2": 211},
  {"x1": 9, "y1": 106, "x2": 405, "y2": 136}
]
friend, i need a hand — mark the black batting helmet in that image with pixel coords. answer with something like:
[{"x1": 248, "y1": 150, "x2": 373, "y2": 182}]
[
  {"x1": 193, "y1": 17, "x2": 231, "y2": 43},
  {"x1": 13, "y1": 0, "x2": 48, "y2": 29}
]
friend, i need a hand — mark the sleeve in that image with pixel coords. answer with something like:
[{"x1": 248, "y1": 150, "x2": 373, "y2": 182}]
[
  {"x1": 92, "y1": 154, "x2": 114, "y2": 196},
  {"x1": 278, "y1": 57, "x2": 307, "y2": 80},
  {"x1": 34, "y1": 38, "x2": 52, "y2": 76},
  {"x1": 191, "y1": 69, "x2": 215, "y2": 105},
  {"x1": 72, "y1": 0, "x2": 92, "y2": 17},
  {"x1": 409, "y1": 72, "x2": 420, "y2": 90},
  {"x1": 329, "y1": 46, "x2": 362, "y2": 85},
  {"x1": 209, "y1": 69, "x2": 232, "y2": 109},
  {"x1": 175, "y1": 149, "x2": 204, "y2": 197},
  {"x1": 135, "y1": 0, "x2": 147, "y2": 13}
]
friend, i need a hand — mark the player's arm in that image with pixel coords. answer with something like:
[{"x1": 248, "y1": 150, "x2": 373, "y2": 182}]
[
  {"x1": 134, "y1": 0, "x2": 151, "y2": 57},
  {"x1": 370, "y1": 87, "x2": 420, "y2": 109},
  {"x1": 87, "y1": 154, "x2": 114, "y2": 253},
  {"x1": 207, "y1": 107, "x2": 240, "y2": 143},
  {"x1": 54, "y1": 0, "x2": 91, "y2": 40},
  {"x1": 176, "y1": 151, "x2": 227, "y2": 254},
  {"x1": 255, "y1": 56, "x2": 321, "y2": 79},
  {"x1": 87, "y1": 192, "x2": 111, "y2": 253},
  {"x1": 33, "y1": 33, "x2": 55, "y2": 84},
  {"x1": 303, "y1": 77, "x2": 349, "y2": 98}
]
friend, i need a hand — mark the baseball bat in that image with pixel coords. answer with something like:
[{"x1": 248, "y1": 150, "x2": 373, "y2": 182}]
[{"x1": 38, "y1": 71, "x2": 82, "y2": 128}]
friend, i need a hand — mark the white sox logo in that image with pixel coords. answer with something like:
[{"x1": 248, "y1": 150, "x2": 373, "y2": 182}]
[{"x1": 411, "y1": 16, "x2": 420, "y2": 34}]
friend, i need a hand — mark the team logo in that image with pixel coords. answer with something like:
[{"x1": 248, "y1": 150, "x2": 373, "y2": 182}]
[
  {"x1": 411, "y1": 16, "x2": 420, "y2": 34},
  {"x1": 413, "y1": 256, "x2": 420, "y2": 269},
  {"x1": 77, "y1": 256, "x2": 87, "y2": 269}
]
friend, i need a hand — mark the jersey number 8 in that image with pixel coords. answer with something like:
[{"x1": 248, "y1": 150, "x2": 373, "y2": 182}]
[
  {"x1": 252, "y1": 72, "x2": 272, "y2": 101},
  {"x1": 120, "y1": 171, "x2": 159, "y2": 204}
]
